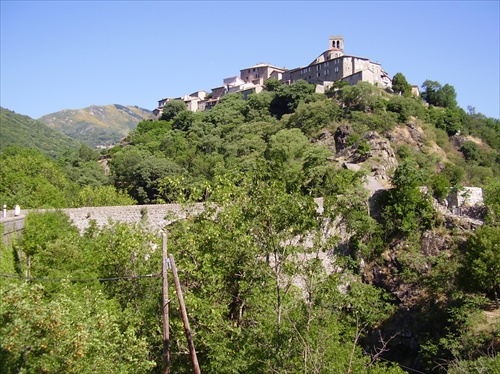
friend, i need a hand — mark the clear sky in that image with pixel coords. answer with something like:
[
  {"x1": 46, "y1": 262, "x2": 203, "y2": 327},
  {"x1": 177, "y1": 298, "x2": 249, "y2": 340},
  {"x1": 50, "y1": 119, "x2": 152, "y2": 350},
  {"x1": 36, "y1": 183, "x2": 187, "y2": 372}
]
[{"x1": 1, "y1": 1, "x2": 499, "y2": 119}]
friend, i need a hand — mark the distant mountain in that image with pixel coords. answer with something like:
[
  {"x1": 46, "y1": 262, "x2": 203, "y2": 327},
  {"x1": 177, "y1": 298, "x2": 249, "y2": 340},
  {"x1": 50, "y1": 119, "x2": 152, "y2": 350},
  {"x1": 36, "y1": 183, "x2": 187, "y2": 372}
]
[
  {"x1": 0, "y1": 107, "x2": 81, "y2": 158},
  {"x1": 38, "y1": 104, "x2": 152, "y2": 148}
]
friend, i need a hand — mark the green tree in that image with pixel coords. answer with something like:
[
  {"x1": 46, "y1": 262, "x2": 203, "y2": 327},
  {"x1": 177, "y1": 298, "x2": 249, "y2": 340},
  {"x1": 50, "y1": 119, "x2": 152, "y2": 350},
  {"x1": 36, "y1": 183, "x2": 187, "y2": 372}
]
[
  {"x1": 166, "y1": 165, "x2": 402, "y2": 373},
  {"x1": 0, "y1": 282, "x2": 156, "y2": 374},
  {"x1": 270, "y1": 80, "x2": 316, "y2": 119},
  {"x1": 131, "y1": 155, "x2": 185, "y2": 204},
  {"x1": 172, "y1": 110, "x2": 195, "y2": 131},
  {"x1": 244, "y1": 91, "x2": 275, "y2": 122},
  {"x1": 421, "y1": 80, "x2": 457, "y2": 108},
  {"x1": 266, "y1": 128, "x2": 310, "y2": 190},
  {"x1": 263, "y1": 77, "x2": 281, "y2": 92},
  {"x1": 0, "y1": 147, "x2": 75, "y2": 208},
  {"x1": 484, "y1": 181, "x2": 500, "y2": 223},
  {"x1": 284, "y1": 98, "x2": 342, "y2": 135},
  {"x1": 339, "y1": 81, "x2": 384, "y2": 113},
  {"x1": 461, "y1": 225, "x2": 500, "y2": 307},
  {"x1": 75, "y1": 185, "x2": 137, "y2": 207},
  {"x1": 110, "y1": 147, "x2": 149, "y2": 190},
  {"x1": 160, "y1": 100, "x2": 187, "y2": 121},
  {"x1": 382, "y1": 160, "x2": 436, "y2": 237},
  {"x1": 18, "y1": 211, "x2": 80, "y2": 279},
  {"x1": 203, "y1": 93, "x2": 247, "y2": 134},
  {"x1": 392, "y1": 72, "x2": 412, "y2": 97},
  {"x1": 460, "y1": 140, "x2": 482, "y2": 162},
  {"x1": 77, "y1": 144, "x2": 98, "y2": 161}
]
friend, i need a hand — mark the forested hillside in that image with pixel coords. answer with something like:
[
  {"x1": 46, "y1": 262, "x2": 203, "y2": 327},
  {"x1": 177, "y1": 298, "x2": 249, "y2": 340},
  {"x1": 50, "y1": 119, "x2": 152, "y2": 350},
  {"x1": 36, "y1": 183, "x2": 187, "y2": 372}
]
[
  {"x1": 1, "y1": 77, "x2": 499, "y2": 373},
  {"x1": 0, "y1": 107, "x2": 81, "y2": 157}
]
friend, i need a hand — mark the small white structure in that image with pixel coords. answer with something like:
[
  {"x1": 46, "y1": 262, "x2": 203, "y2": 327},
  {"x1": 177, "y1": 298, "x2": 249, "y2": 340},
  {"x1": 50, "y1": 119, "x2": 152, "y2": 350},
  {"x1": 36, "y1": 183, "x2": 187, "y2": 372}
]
[{"x1": 447, "y1": 187, "x2": 484, "y2": 208}]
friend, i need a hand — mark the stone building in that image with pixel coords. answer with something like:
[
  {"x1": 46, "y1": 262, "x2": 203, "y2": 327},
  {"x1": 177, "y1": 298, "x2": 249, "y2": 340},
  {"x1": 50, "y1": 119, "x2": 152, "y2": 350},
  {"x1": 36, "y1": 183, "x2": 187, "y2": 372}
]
[
  {"x1": 153, "y1": 35, "x2": 392, "y2": 117},
  {"x1": 239, "y1": 63, "x2": 287, "y2": 86},
  {"x1": 281, "y1": 36, "x2": 392, "y2": 89},
  {"x1": 153, "y1": 90, "x2": 208, "y2": 118}
]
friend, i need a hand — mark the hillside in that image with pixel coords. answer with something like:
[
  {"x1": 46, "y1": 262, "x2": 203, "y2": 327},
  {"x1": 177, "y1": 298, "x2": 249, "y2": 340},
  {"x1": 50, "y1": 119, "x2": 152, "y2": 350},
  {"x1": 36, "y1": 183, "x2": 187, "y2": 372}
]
[
  {"x1": 1, "y1": 79, "x2": 499, "y2": 373},
  {"x1": 0, "y1": 107, "x2": 81, "y2": 158},
  {"x1": 38, "y1": 104, "x2": 151, "y2": 148}
]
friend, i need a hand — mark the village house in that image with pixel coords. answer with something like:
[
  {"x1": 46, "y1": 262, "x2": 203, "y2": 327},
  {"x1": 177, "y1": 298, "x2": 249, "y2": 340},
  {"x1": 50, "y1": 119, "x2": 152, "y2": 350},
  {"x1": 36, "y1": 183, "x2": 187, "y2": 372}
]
[
  {"x1": 153, "y1": 36, "x2": 393, "y2": 117},
  {"x1": 281, "y1": 36, "x2": 392, "y2": 90}
]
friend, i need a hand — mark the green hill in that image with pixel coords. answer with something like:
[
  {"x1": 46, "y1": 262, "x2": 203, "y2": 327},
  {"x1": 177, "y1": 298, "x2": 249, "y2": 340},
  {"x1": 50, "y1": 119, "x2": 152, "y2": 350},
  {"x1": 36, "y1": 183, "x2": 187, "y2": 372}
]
[
  {"x1": 38, "y1": 104, "x2": 152, "y2": 148},
  {"x1": 0, "y1": 107, "x2": 81, "y2": 158}
]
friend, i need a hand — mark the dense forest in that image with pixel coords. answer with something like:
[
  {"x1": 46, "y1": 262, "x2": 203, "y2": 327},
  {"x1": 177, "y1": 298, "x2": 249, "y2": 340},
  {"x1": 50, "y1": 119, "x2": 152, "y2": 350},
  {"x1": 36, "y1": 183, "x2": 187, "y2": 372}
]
[{"x1": 1, "y1": 76, "x2": 499, "y2": 373}]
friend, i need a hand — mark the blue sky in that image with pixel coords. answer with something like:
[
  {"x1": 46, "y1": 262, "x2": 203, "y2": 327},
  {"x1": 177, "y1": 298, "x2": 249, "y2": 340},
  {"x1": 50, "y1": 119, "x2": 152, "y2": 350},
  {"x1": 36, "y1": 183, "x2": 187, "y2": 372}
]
[{"x1": 1, "y1": 1, "x2": 499, "y2": 119}]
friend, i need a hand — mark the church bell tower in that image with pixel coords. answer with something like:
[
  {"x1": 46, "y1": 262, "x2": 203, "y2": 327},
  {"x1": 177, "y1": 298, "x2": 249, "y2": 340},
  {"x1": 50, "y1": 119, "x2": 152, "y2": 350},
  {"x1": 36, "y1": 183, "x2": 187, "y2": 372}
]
[{"x1": 329, "y1": 36, "x2": 344, "y2": 53}]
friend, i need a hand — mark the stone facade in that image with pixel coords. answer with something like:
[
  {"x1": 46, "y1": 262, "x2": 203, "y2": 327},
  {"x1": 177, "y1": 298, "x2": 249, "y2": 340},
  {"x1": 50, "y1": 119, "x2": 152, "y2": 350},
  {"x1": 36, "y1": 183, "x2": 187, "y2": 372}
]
[
  {"x1": 282, "y1": 55, "x2": 390, "y2": 89},
  {"x1": 239, "y1": 63, "x2": 287, "y2": 86}
]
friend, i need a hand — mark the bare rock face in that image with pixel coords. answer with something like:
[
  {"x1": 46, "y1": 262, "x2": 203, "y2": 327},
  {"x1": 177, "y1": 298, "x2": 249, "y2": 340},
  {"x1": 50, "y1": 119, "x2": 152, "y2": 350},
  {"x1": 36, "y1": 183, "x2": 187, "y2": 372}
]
[
  {"x1": 364, "y1": 132, "x2": 398, "y2": 180},
  {"x1": 314, "y1": 129, "x2": 337, "y2": 154},
  {"x1": 334, "y1": 124, "x2": 353, "y2": 153},
  {"x1": 334, "y1": 131, "x2": 398, "y2": 181},
  {"x1": 386, "y1": 123, "x2": 425, "y2": 151}
]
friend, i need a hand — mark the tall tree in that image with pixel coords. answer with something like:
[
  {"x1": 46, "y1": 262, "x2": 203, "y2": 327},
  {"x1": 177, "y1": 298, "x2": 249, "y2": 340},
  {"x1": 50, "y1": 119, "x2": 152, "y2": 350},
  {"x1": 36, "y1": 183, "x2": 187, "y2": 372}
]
[
  {"x1": 0, "y1": 147, "x2": 76, "y2": 208},
  {"x1": 160, "y1": 100, "x2": 187, "y2": 121},
  {"x1": 392, "y1": 72, "x2": 412, "y2": 97},
  {"x1": 461, "y1": 225, "x2": 500, "y2": 308},
  {"x1": 382, "y1": 159, "x2": 436, "y2": 237},
  {"x1": 421, "y1": 80, "x2": 457, "y2": 108}
]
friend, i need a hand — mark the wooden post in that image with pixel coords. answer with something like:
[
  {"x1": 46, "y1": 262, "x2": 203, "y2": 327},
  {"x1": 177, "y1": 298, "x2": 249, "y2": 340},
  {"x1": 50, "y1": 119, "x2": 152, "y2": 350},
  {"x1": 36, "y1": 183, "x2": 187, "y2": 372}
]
[
  {"x1": 162, "y1": 233, "x2": 170, "y2": 374},
  {"x1": 169, "y1": 254, "x2": 201, "y2": 374}
]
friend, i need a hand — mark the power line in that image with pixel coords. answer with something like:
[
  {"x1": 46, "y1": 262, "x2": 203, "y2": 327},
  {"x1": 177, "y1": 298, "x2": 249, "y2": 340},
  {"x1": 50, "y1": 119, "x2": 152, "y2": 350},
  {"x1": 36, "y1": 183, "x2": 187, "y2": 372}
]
[{"x1": 0, "y1": 273, "x2": 160, "y2": 282}]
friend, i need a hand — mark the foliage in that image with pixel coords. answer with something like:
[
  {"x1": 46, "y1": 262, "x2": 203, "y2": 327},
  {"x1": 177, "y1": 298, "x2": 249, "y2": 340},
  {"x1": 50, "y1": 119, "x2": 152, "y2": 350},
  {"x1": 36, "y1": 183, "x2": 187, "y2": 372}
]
[
  {"x1": 484, "y1": 181, "x2": 500, "y2": 223},
  {"x1": 460, "y1": 225, "x2": 500, "y2": 307},
  {"x1": 131, "y1": 155, "x2": 186, "y2": 204},
  {"x1": 0, "y1": 282, "x2": 156, "y2": 374},
  {"x1": 263, "y1": 77, "x2": 281, "y2": 91},
  {"x1": 392, "y1": 72, "x2": 412, "y2": 97},
  {"x1": 448, "y1": 354, "x2": 500, "y2": 373},
  {"x1": 0, "y1": 147, "x2": 76, "y2": 209},
  {"x1": 75, "y1": 185, "x2": 137, "y2": 207},
  {"x1": 338, "y1": 81, "x2": 385, "y2": 113},
  {"x1": 165, "y1": 166, "x2": 402, "y2": 373},
  {"x1": 460, "y1": 140, "x2": 482, "y2": 162},
  {"x1": 269, "y1": 79, "x2": 316, "y2": 119},
  {"x1": 382, "y1": 160, "x2": 436, "y2": 237},
  {"x1": 284, "y1": 98, "x2": 342, "y2": 135},
  {"x1": 0, "y1": 107, "x2": 80, "y2": 158},
  {"x1": 421, "y1": 80, "x2": 457, "y2": 108},
  {"x1": 160, "y1": 100, "x2": 187, "y2": 121}
]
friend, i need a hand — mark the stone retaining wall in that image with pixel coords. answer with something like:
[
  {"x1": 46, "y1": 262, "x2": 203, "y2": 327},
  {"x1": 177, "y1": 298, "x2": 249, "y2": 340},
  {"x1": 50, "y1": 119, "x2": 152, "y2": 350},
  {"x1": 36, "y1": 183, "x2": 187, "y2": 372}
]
[{"x1": 41, "y1": 203, "x2": 206, "y2": 233}]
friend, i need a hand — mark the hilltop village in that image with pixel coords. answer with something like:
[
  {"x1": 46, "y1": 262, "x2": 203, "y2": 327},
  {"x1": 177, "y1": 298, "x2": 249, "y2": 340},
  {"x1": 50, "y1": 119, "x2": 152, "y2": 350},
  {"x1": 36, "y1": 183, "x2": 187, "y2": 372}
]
[{"x1": 152, "y1": 36, "x2": 405, "y2": 117}]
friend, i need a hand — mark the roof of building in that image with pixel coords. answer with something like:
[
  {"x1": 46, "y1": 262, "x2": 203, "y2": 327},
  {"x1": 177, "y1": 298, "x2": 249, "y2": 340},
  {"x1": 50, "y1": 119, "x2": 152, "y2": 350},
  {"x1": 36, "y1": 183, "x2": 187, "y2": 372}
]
[{"x1": 240, "y1": 62, "x2": 287, "y2": 71}]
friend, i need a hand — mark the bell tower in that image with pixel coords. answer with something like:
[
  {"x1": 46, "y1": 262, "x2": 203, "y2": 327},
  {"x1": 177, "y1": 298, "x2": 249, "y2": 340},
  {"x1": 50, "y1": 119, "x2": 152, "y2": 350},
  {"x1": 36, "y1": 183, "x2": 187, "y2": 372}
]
[{"x1": 329, "y1": 36, "x2": 344, "y2": 53}]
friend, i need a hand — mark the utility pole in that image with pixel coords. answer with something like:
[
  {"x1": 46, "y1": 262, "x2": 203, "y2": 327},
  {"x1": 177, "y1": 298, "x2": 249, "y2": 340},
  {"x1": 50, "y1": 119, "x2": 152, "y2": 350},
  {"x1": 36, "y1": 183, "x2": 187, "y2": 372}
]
[
  {"x1": 169, "y1": 254, "x2": 201, "y2": 374},
  {"x1": 161, "y1": 233, "x2": 170, "y2": 374}
]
